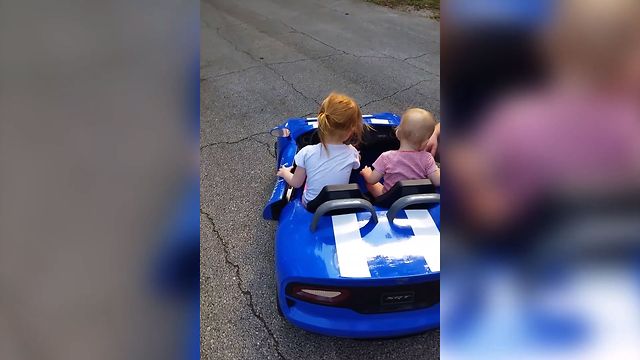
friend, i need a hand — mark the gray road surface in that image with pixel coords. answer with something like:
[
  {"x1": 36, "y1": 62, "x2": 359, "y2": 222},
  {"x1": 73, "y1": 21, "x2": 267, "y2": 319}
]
[{"x1": 200, "y1": 0, "x2": 440, "y2": 359}]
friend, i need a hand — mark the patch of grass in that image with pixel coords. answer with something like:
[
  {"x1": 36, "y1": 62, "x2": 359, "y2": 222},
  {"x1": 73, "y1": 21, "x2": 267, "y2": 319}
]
[{"x1": 365, "y1": 0, "x2": 440, "y2": 19}]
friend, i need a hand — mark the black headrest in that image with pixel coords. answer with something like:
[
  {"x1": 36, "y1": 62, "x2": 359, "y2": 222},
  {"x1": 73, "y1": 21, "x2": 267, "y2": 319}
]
[
  {"x1": 374, "y1": 179, "x2": 437, "y2": 208},
  {"x1": 306, "y1": 183, "x2": 365, "y2": 213}
]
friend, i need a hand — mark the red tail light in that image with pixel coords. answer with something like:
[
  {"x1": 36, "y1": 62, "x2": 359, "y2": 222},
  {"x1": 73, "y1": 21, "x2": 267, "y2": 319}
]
[{"x1": 289, "y1": 284, "x2": 351, "y2": 305}]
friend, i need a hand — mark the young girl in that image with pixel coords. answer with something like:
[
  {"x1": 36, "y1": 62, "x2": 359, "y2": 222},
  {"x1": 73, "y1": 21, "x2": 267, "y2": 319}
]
[
  {"x1": 360, "y1": 108, "x2": 441, "y2": 198},
  {"x1": 277, "y1": 93, "x2": 364, "y2": 207}
]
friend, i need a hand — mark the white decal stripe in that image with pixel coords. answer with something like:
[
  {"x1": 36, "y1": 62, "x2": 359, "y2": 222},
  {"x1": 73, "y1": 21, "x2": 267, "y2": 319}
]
[
  {"x1": 404, "y1": 209, "x2": 440, "y2": 272},
  {"x1": 332, "y1": 214, "x2": 372, "y2": 278},
  {"x1": 370, "y1": 118, "x2": 390, "y2": 124}
]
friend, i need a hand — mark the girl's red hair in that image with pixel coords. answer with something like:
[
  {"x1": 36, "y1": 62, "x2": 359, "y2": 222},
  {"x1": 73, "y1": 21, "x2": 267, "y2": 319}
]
[{"x1": 317, "y1": 92, "x2": 363, "y2": 149}]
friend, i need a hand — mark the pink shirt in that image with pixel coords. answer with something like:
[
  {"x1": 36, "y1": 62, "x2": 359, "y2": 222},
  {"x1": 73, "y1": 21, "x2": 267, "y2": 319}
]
[
  {"x1": 372, "y1": 150, "x2": 439, "y2": 192},
  {"x1": 476, "y1": 87, "x2": 640, "y2": 213}
]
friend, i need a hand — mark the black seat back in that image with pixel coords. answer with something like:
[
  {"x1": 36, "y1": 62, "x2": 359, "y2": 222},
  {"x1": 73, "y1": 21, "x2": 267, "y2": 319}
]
[
  {"x1": 358, "y1": 126, "x2": 400, "y2": 169},
  {"x1": 306, "y1": 184, "x2": 365, "y2": 213},
  {"x1": 375, "y1": 179, "x2": 437, "y2": 208},
  {"x1": 295, "y1": 125, "x2": 401, "y2": 171}
]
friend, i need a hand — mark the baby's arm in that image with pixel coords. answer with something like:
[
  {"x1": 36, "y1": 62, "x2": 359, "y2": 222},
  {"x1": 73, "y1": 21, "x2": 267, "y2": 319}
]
[
  {"x1": 424, "y1": 151, "x2": 440, "y2": 186},
  {"x1": 428, "y1": 168, "x2": 440, "y2": 187},
  {"x1": 360, "y1": 166, "x2": 383, "y2": 184},
  {"x1": 277, "y1": 166, "x2": 306, "y2": 188}
]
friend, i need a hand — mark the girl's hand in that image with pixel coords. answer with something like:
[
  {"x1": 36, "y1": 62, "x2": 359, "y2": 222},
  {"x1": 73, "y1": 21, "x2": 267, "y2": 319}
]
[
  {"x1": 277, "y1": 165, "x2": 306, "y2": 188},
  {"x1": 276, "y1": 165, "x2": 292, "y2": 178}
]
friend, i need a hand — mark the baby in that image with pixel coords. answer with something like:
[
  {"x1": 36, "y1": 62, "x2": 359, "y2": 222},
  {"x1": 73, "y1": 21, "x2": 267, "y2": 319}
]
[{"x1": 360, "y1": 108, "x2": 440, "y2": 197}]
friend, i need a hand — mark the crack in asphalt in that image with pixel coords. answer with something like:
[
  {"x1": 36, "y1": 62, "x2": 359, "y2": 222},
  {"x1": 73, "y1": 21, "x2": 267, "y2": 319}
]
[
  {"x1": 200, "y1": 49, "x2": 438, "y2": 84},
  {"x1": 200, "y1": 53, "x2": 342, "y2": 83},
  {"x1": 266, "y1": 63, "x2": 321, "y2": 106},
  {"x1": 403, "y1": 53, "x2": 429, "y2": 61},
  {"x1": 360, "y1": 79, "x2": 430, "y2": 109},
  {"x1": 267, "y1": 53, "x2": 340, "y2": 66},
  {"x1": 281, "y1": 22, "x2": 348, "y2": 57},
  {"x1": 203, "y1": 16, "x2": 437, "y2": 93},
  {"x1": 200, "y1": 65, "x2": 263, "y2": 82},
  {"x1": 206, "y1": 0, "x2": 411, "y2": 69},
  {"x1": 200, "y1": 209, "x2": 287, "y2": 360},
  {"x1": 200, "y1": 131, "x2": 270, "y2": 151},
  {"x1": 251, "y1": 137, "x2": 277, "y2": 159},
  {"x1": 200, "y1": 131, "x2": 276, "y2": 159},
  {"x1": 213, "y1": 26, "x2": 321, "y2": 107},
  {"x1": 278, "y1": 19, "x2": 437, "y2": 76}
]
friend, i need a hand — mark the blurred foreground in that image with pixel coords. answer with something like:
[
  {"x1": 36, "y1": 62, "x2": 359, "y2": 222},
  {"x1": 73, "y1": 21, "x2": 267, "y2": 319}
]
[
  {"x1": 442, "y1": 0, "x2": 640, "y2": 359},
  {"x1": 0, "y1": 1, "x2": 199, "y2": 359}
]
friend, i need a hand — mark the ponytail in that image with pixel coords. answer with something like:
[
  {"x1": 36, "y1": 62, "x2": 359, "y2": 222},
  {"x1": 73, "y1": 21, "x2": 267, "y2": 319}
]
[
  {"x1": 317, "y1": 111, "x2": 332, "y2": 151},
  {"x1": 316, "y1": 93, "x2": 364, "y2": 152}
]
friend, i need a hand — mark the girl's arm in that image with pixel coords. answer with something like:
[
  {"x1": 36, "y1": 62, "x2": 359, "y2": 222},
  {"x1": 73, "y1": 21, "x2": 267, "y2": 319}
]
[{"x1": 277, "y1": 166, "x2": 306, "y2": 188}]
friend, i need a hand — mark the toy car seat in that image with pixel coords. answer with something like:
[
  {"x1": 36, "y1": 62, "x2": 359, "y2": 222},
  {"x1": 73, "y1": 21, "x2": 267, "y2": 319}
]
[
  {"x1": 374, "y1": 179, "x2": 437, "y2": 209},
  {"x1": 306, "y1": 184, "x2": 366, "y2": 213}
]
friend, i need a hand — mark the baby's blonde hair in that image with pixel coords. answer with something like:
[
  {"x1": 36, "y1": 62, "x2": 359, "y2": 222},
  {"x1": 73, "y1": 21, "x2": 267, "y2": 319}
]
[
  {"x1": 317, "y1": 92, "x2": 364, "y2": 149},
  {"x1": 396, "y1": 108, "x2": 437, "y2": 148},
  {"x1": 545, "y1": 0, "x2": 640, "y2": 84}
]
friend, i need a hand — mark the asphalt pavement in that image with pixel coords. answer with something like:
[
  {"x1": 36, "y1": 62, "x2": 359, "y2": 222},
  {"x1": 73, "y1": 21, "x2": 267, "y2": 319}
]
[{"x1": 200, "y1": 0, "x2": 440, "y2": 358}]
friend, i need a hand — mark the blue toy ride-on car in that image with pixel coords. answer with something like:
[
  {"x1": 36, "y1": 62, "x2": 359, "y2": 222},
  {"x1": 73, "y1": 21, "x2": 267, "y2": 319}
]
[{"x1": 263, "y1": 113, "x2": 440, "y2": 338}]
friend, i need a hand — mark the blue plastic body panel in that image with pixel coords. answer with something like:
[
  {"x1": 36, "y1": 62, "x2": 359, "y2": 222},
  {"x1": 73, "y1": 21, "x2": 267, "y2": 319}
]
[{"x1": 263, "y1": 113, "x2": 440, "y2": 338}]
